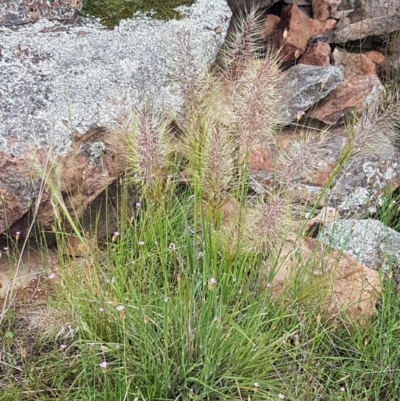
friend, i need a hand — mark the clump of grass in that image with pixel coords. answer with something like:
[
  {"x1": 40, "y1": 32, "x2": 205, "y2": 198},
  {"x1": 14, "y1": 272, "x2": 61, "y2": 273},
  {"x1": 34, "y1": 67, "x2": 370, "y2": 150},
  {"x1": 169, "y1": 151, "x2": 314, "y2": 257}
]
[
  {"x1": 4, "y1": 4, "x2": 400, "y2": 401},
  {"x1": 372, "y1": 184, "x2": 400, "y2": 233}
]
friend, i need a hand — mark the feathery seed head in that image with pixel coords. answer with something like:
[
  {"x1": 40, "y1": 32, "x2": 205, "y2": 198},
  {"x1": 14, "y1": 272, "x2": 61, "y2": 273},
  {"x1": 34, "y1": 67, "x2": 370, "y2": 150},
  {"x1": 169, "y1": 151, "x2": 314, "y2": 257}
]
[
  {"x1": 221, "y1": 6, "x2": 265, "y2": 83},
  {"x1": 347, "y1": 99, "x2": 400, "y2": 159},
  {"x1": 233, "y1": 54, "x2": 289, "y2": 158},
  {"x1": 170, "y1": 28, "x2": 203, "y2": 128},
  {"x1": 200, "y1": 124, "x2": 236, "y2": 207},
  {"x1": 124, "y1": 108, "x2": 172, "y2": 190},
  {"x1": 243, "y1": 192, "x2": 294, "y2": 254},
  {"x1": 274, "y1": 130, "x2": 328, "y2": 187}
]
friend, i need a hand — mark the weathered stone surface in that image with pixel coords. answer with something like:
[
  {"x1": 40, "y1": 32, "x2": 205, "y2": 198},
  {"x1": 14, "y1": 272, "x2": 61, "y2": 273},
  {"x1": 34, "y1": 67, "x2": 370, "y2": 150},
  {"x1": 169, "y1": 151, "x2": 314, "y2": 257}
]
[
  {"x1": 277, "y1": 4, "x2": 336, "y2": 62},
  {"x1": 311, "y1": 0, "x2": 340, "y2": 21},
  {"x1": 298, "y1": 40, "x2": 331, "y2": 66},
  {"x1": 226, "y1": 0, "x2": 277, "y2": 14},
  {"x1": 0, "y1": 0, "x2": 232, "y2": 235},
  {"x1": 269, "y1": 237, "x2": 381, "y2": 321},
  {"x1": 309, "y1": 75, "x2": 385, "y2": 124},
  {"x1": 350, "y1": 0, "x2": 399, "y2": 22},
  {"x1": 383, "y1": 35, "x2": 400, "y2": 78},
  {"x1": 327, "y1": 148, "x2": 400, "y2": 217},
  {"x1": 309, "y1": 44, "x2": 387, "y2": 125},
  {"x1": 322, "y1": 15, "x2": 400, "y2": 43},
  {"x1": 318, "y1": 219, "x2": 400, "y2": 273},
  {"x1": 0, "y1": 242, "x2": 57, "y2": 299},
  {"x1": 262, "y1": 14, "x2": 281, "y2": 40},
  {"x1": 0, "y1": 0, "x2": 82, "y2": 26},
  {"x1": 332, "y1": 47, "x2": 378, "y2": 76},
  {"x1": 365, "y1": 50, "x2": 385, "y2": 66},
  {"x1": 284, "y1": 0, "x2": 311, "y2": 5},
  {"x1": 331, "y1": 6, "x2": 353, "y2": 19},
  {"x1": 282, "y1": 64, "x2": 344, "y2": 119}
]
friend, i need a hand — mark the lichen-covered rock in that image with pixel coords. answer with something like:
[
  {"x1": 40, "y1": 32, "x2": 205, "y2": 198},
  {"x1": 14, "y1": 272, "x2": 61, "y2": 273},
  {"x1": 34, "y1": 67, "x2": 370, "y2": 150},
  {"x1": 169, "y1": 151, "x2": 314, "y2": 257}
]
[
  {"x1": 318, "y1": 219, "x2": 400, "y2": 272},
  {"x1": 0, "y1": 0, "x2": 232, "y2": 235},
  {"x1": 283, "y1": 64, "x2": 344, "y2": 119},
  {"x1": 0, "y1": 0, "x2": 82, "y2": 26},
  {"x1": 327, "y1": 148, "x2": 400, "y2": 215}
]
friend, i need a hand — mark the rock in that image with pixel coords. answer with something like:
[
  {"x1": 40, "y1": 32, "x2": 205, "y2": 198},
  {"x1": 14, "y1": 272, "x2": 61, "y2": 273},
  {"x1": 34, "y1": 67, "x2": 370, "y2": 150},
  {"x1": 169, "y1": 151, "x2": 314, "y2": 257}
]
[
  {"x1": 309, "y1": 47, "x2": 385, "y2": 125},
  {"x1": 298, "y1": 40, "x2": 331, "y2": 66},
  {"x1": 0, "y1": 242, "x2": 58, "y2": 299},
  {"x1": 262, "y1": 14, "x2": 281, "y2": 40},
  {"x1": 248, "y1": 127, "x2": 345, "y2": 205},
  {"x1": 298, "y1": 5, "x2": 313, "y2": 17},
  {"x1": 365, "y1": 50, "x2": 385, "y2": 66},
  {"x1": 331, "y1": 7, "x2": 353, "y2": 19},
  {"x1": 309, "y1": 75, "x2": 385, "y2": 124},
  {"x1": 0, "y1": 0, "x2": 232, "y2": 235},
  {"x1": 350, "y1": 0, "x2": 399, "y2": 22},
  {"x1": 268, "y1": 237, "x2": 381, "y2": 321},
  {"x1": 283, "y1": 64, "x2": 344, "y2": 120},
  {"x1": 382, "y1": 32, "x2": 400, "y2": 78},
  {"x1": 274, "y1": 4, "x2": 310, "y2": 61},
  {"x1": 318, "y1": 219, "x2": 400, "y2": 273},
  {"x1": 332, "y1": 47, "x2": 378, "y2": 77},
  {"x1": 327, "y1": 148, "x2": 400, "y2": 218},
  {"x1": 311, "y1": 0, "x2": 340, "y2": 21},
  {"x1": 276, "y1": 4, "x2": 336, "y2": 62},
  {"x1": 0, "y1": 0, "x2": 82, "y2": 26},
  {"x1": 283, "y1": 0, "x2": 311, "y2": 5},
  {"x1": 226, "y1": 0, "x2": 277, "y2": 14},
  {"x1": 308, "y1": 15, "x2": 337, "y2": 35},
  {"x1": 322, "y1": 15, "x2": 400, "y2": 43},
  {"x1": 335, "y1": 15, "x2": 351, "y2": 29}
]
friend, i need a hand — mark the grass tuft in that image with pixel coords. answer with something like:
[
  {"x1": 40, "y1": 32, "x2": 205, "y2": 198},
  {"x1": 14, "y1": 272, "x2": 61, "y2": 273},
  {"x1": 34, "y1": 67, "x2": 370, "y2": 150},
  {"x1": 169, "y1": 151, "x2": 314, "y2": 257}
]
[{"x1": 3, "y1": 4, "x2": 400, "y2": 401}]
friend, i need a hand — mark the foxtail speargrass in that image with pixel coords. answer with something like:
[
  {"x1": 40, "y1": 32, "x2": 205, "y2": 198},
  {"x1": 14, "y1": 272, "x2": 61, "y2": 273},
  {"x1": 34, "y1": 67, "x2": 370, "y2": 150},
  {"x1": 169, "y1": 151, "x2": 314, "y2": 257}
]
[
  {"x1": 11, "y1": 4, "x2": 400, "y2": 401},
  {"x1": 123, "y1": 107, "x2": 173, "y2": 202}
]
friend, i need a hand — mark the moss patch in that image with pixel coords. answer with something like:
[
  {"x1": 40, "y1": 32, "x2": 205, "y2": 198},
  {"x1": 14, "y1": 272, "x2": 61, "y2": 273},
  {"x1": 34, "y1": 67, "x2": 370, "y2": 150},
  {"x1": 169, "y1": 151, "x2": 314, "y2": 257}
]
[{"x1": 82, "y1": 0, "x2": 196, "y2": 28}]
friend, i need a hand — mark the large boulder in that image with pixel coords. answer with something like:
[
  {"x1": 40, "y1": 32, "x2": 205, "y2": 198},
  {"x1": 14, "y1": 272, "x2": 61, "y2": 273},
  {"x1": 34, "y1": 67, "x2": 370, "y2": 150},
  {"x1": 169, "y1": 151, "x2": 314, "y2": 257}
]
[
  {"x1": 0, "y1": 0, "x2": 82, "y2": 26},
  {"x1": 0, "y1": 0, "x2": 232, "y2": 236}
]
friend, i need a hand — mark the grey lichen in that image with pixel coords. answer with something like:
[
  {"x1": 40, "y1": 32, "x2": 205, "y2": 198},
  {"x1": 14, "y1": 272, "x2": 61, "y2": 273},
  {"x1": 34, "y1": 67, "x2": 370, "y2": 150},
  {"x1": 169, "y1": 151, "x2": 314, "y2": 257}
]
[{"x1": 80, "y1": 141, "x2": 105, "y2": 164}]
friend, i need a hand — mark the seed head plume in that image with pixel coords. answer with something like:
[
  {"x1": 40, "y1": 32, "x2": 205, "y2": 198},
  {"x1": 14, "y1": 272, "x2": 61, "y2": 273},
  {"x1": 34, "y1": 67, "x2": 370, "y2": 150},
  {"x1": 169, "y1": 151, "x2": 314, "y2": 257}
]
[
  {"x1": 220, "y1": 6, "x2": 264, "y2": 84},
  {"x1": 179, "y1": 75, "x2": 228, "y2": 184},
  {"x1": 124, "y1": 108, "x2": 172, "y2": 191},
  {"x1": 242, "y1": 192, "x2": 295, "y2": 255},
  {"x1": 232, "y1": 52, "x2": 289, "y2": 160},
  {"x1": 347, "y1": 99, "x2": 400, "y2": 159},
  {"x1": 169, "y1": 27, "x2": 203, "y2": 128},
  {"x1": 273, "y1": 130, "x2": 328, "y2": 188},
  {"x1": 200, "y1": 124, "x2": 236, "y2": 209}
]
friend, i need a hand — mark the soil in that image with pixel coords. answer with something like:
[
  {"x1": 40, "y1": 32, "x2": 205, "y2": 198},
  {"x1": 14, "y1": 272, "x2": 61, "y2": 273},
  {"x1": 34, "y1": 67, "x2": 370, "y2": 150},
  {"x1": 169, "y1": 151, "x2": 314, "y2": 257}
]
[{"x1": 0, "y1": 241, "x2": 58, "y2": 312}]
